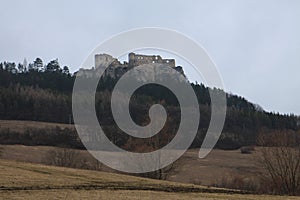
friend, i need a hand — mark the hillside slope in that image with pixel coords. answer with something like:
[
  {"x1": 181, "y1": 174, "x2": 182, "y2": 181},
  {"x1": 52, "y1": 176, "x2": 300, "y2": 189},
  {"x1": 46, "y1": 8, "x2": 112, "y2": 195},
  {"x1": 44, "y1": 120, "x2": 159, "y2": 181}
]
[{"x1": 0, "y1": 159, "x2": 298, "y2": 199}]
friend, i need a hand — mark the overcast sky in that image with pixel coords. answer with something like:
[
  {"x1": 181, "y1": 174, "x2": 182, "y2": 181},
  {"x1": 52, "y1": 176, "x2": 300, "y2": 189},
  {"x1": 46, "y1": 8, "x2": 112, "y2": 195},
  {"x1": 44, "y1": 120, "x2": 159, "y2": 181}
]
[{"x1": 1, "y1": 0, "x2": 300, "y2": 115}]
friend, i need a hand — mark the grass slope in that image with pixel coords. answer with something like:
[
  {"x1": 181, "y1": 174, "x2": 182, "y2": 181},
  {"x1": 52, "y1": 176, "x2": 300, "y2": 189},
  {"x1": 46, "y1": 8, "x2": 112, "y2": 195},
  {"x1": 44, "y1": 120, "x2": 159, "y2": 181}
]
[{"x1": 0, "y1": 159, "x2": 298, "y2": 200}]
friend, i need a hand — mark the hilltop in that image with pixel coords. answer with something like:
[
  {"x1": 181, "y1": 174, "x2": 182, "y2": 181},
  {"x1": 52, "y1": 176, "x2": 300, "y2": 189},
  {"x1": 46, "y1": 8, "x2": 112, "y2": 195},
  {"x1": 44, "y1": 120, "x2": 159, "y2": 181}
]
[{"x1": 0, "y1": 53, "x2": 298, "y2": 151}]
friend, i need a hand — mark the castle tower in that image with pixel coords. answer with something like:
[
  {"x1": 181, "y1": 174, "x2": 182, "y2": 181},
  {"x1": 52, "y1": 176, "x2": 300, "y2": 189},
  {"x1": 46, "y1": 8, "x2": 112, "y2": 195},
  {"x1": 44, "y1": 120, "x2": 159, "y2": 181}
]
[{"x1": 128, "y1": 52, "x2": 136, "y2": 67}]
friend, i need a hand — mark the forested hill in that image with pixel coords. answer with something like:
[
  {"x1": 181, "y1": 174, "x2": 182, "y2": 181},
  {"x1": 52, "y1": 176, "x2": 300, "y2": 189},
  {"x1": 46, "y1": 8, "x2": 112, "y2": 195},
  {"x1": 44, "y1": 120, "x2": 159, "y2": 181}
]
[{"x1": 0, "y1": 59, "x2": 298, "y2": 149}]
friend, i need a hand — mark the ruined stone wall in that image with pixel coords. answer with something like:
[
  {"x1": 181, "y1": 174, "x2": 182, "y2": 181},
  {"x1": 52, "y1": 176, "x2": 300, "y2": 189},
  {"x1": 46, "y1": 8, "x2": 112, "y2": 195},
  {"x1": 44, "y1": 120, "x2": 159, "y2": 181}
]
[
  {"x1": 95, "y1": 54, "x2": 121, "y2": 69},
  {"x1": 94, "y1": 53, "x2": 183, "y2": 79},
  {"x1": 128, "y1": 53, "x2": 175, "y2": 68}
]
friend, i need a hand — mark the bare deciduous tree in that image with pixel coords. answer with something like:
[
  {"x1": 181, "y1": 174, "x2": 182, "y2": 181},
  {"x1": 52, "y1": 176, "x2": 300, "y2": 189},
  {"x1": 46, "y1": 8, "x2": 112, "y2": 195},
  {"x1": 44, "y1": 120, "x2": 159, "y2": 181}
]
[
  {"x1": 47, "y1": 147, "x2": 78, "y2": 168},
  {"x1": 258, "y1": 130, "x2": 300, "y2": 195}
]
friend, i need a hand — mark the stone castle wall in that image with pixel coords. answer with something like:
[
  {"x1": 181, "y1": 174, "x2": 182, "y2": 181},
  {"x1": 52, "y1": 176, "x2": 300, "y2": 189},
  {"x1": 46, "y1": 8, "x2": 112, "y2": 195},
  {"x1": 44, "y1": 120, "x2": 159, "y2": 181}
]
[
  {"x1": 128, "y1": 53, "x2": 175, "y2": 68},
  {"x1": 94, "y1": 52, "x2": 183, "y2": 79}
]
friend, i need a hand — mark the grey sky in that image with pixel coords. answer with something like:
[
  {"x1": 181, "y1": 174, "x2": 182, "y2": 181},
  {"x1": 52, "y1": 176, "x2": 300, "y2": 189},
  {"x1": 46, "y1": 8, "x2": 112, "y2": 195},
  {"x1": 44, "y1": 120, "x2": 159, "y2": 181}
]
[{"x1": 1, "y1": 0, "x2": 300, "y2": 115}]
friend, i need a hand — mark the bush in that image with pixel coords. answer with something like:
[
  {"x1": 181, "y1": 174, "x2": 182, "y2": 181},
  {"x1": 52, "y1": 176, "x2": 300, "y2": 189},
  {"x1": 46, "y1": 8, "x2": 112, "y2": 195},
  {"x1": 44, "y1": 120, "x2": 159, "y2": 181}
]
[
  {"x1": 240, "y1": 146, "x2": 255, "y2": 154},
  {"x1": 257, "y1": 130, "x2": 300, "y2": 195},
  {"x1": 0, "y1": 147, "x2": 3, "y2": 157},
  {"x1": 47, "y1": 148, "x2": 79, "y2": 167}
]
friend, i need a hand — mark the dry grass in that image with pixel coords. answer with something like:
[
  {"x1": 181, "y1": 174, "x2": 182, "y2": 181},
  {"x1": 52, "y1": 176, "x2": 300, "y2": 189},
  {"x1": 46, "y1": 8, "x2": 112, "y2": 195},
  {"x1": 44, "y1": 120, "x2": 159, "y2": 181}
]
[
  {"x1": 168, "y1": 148, "x2": 262, "y2": 185},
  {"x1": 3, "y1": 190, "x2": 300, "y2": 200},
  {"x1": 0, "y1": 120, "x2": 262, "y2": 186},
  {"x1": 0, "y1": 144, "x2": 262, "y2": 186},
  {"x1": 0, "y1": 159, "x2": 232, "y2": 192},
  {"x1": 0, "y1": 120, "x2": 299, "y2": 198},
  {"x1": 0, "y1": 159, "x2": 298, "y2": 200}
]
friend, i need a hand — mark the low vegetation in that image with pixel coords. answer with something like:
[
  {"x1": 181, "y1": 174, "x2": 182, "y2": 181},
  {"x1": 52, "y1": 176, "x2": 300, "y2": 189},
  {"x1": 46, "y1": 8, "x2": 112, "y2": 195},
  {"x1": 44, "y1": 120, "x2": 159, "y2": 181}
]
[
  {"x1": 258, "y1": 131, "x2": 300, "y2": 195},
  {"x1": 1, "y1": 159, "x2": 299, "y2": 200}
]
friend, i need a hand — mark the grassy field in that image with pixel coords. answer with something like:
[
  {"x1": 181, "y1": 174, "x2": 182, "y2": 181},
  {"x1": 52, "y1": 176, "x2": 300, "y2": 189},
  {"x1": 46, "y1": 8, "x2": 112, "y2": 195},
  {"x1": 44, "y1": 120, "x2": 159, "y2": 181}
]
[
  {"x1": 0, "y1": 159, "x2": 298, "y2": 200},
  {"x1": 0, "y1": 120, "x2": 263, "y2": 186},
  {"x1": 0, "y1": 144, "x2": 263, "y2": 186},
  {"x1": 1, "y1": 120, "x2": 299, "y2": 199}
]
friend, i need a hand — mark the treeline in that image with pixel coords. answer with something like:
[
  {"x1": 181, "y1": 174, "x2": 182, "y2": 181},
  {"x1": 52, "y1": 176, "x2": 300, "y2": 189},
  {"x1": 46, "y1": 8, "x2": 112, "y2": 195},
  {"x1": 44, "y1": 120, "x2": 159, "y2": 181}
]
[
  {"x1": 0, "y1": 126, "x2": 83, "y2": 149},
  {"x1": 0, "y1": 58, "x2": 299, "y2": 150},
  {"x1": 0, "y1": 59, "x2": 73, "y2": 92},
  {"x1": 0, "y1": 85, "x2": 72, "y2": 123}
]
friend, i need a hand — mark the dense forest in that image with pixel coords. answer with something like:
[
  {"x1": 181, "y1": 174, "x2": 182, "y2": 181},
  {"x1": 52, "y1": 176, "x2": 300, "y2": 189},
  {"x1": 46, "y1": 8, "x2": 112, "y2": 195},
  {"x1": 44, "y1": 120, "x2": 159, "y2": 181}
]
[{"x1": 0, "y1": 58, "x2": 299, "y2": 150}]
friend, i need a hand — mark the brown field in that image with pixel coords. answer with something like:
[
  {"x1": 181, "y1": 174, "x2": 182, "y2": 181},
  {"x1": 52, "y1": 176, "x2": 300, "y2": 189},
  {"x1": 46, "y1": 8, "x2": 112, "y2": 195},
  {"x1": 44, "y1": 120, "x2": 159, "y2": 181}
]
[
  {"x1": 0, "y1": 145, "x2": 262, "y2": 186},
  {"x1": 0, "y1": 120, "x2": 262, "y2": 186},
  {"x1": 0, "y1": 120, "x2": 298, "y2": 199},
  {"x1": 1, "y1": 159, "x2": 298, "y2": 200}
]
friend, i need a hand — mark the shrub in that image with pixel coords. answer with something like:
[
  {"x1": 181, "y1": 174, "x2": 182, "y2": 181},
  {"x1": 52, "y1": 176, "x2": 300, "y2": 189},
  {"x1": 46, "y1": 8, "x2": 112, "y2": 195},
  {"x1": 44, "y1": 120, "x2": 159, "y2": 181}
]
[
  {"x1": 257, "y1": 130, "x2": 300, "y2": 195},
  {"x1": 240, "y1": 146, "x2": 255, "y2": 154},
  {"x1": 47, "y1": 148, "x2": 79, "y2": 167}
]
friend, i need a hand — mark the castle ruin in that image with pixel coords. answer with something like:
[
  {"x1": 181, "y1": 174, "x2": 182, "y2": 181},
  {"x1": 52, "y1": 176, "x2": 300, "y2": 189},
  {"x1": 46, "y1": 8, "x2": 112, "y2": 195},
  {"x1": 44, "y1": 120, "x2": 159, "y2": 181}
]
[
  {"x1": 94, "y1": 52, "x2": 184, "y2": 79},
  {"x1": 128, "y1": 53, "x2": 175, "y2": 68}
]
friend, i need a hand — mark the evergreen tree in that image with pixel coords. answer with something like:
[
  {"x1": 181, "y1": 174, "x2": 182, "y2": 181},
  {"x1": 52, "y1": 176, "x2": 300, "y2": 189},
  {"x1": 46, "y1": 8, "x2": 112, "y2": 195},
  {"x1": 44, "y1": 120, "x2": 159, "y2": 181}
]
[
  {"x1": 33, "y1": 58, "x2": 43, "y2": 72},
  {"x1": 46, "y1": 59, "x2": 61, "y2": 72}
]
